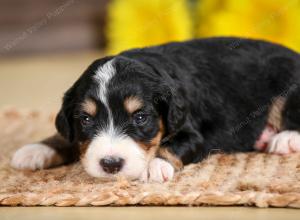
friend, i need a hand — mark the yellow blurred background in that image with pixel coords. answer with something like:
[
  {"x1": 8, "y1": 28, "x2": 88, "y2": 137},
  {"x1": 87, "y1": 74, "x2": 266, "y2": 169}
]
[
  {"x1": 1, "y1": 0, "x2": 300, "y2": 111},
  {"x1": 106, "y1": 0, "x2": 300, "y2": 53}
]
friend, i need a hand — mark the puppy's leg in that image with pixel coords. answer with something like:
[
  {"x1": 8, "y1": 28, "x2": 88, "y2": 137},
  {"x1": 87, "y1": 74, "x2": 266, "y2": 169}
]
[
  {"x1": 140, "y1": 126, "x2": 204, "y2": 183},
  {"x1": 11, "y1": 134, "x2": 77, "y2": 170},
  {"x1": 140, "y1": 157, "x2": 175, "y2": 183},
  {"x1": 254, "y1": 124, "x2": 277, "y2": 151},
  {"x1": 267, "y1": 131, "x2": 300, "y2": 154},
  {"x1": 267, "y1": 86, "x2": 300, "y2": 154},
  {"x1": 139, "y1": 148, "x2": 182, "y2": 183}
]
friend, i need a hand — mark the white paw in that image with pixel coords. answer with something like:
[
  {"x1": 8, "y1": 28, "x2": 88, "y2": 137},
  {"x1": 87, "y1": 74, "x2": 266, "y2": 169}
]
[
  {"x1": 139, "y1": 158, "x2": 174, "y2": 183},
  {"x1": 11, "y1": 143, "x2": 63, "y2": 170},
  {"x1": 267, "y1": 131, "x2": 300, "y2": 154}
]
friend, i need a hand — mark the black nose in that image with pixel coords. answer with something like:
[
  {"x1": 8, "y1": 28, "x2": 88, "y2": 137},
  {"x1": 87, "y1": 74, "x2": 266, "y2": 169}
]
[{"x1": 100, "y1": 156, "x2": 124, "y2": 174}]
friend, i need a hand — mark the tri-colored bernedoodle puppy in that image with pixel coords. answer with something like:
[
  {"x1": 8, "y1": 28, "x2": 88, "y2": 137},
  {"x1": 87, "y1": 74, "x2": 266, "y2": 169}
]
[{"x1": 11, "y1": 37, "x2": 300, "y2": 182}]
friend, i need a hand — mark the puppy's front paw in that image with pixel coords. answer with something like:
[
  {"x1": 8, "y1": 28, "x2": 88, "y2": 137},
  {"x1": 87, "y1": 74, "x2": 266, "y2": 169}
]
[
  {"x1": 11, "y1": 143, "x2": 63, "y2": 170},
  {"x1": 140, "y1": 158, "x2": 174, "y2": 183},
  {"x1": 267, "y1": 131, "x2": 300, "y2": 154}
]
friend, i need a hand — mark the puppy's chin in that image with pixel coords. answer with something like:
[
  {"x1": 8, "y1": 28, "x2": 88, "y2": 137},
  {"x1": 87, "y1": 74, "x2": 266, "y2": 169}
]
[{"x1": 81, "y1": 133, "x2": 148, "y2": 180}]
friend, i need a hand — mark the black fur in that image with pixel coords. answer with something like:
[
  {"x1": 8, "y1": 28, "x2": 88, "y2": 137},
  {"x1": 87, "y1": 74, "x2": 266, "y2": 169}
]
[{"x1": 56, "y1": 37, "x2": 300, "y2": 166}]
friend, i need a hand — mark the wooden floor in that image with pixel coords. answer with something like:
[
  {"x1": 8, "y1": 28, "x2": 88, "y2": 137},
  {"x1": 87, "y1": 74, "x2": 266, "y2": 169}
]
[
  {"x1": 1, "y1": 52, "x2": 299, "y2": 219},
  {"x1": 1, "y1": 207, "x2": 300, "y2": 220}
]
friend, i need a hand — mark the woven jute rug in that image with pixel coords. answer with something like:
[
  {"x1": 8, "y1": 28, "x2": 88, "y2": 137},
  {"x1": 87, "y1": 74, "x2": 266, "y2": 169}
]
[{"x1": 0, "y1": 109, "x2": 300, "y2": 207}]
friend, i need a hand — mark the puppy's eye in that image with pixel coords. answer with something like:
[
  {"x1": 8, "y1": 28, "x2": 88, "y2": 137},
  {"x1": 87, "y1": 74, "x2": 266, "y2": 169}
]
[
  {"x1": 133, "y1": 111, "x2": 148, "y2": 125},
  {"x1": 80, "y1": 114, "x2": 92, "y2": 126}
]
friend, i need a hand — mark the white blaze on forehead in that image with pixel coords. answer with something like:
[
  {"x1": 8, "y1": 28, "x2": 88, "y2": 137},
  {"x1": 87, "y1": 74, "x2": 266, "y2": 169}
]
[
  {"x1": 93, "y1": 60, "x2": 115, "y2": 103},
  {"x1": 93, "y1": 60, "x2": 117, "y2": 135},
  {"x1": 88, "y1": 60, "x2": 149, "y2": 179}
]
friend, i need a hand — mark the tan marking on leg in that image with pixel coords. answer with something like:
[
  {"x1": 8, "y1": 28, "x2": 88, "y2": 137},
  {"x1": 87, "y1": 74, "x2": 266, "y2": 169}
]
[
  {"x1": 81, "y1": 99, "x2": 97, "y2": 116},
  {"x1": 124, "y1": 96, "x2": 143, "y2": 114},
  {"x1": 158, "y1": 147, "x2": 183, "y2": 171},
  {"x1": 42, "y1": 133, "x2": 69, "y2": 149},
  {"x1": 267, "y1": 97, "x2": 286, "y2": 131},
  {"x1": 79, "y1": 141, "x2": 90, "y2": 171},
  {"x1": 41, "y1": 134, "x2": 78, "y2": 164},
  {"x1": 79, "y1": 141, "x2": 91, "y2": 160},
  {"x1": 137, "y1": 119, "x2": 164, "y2": 151},
  {"x1": 137, "y1": 119, "x2": 165, "y2": 163},
  {"x1": 137, "y1": 120, "x2": 178, "y2": 182}
]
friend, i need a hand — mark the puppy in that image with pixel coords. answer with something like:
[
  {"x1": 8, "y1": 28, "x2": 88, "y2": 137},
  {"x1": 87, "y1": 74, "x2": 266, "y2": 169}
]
[{"x1": 11, "y1": 37, "x2": 300, "y2": 182}]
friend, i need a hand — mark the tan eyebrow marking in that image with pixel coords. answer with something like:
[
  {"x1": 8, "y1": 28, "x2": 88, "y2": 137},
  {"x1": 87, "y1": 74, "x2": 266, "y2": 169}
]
[
  {"x1": 81, "y1": 99, "x2": 97, "y2": 116},
  {"x1": 124, "y1": 96, "x2": 143, "y2": 114}
]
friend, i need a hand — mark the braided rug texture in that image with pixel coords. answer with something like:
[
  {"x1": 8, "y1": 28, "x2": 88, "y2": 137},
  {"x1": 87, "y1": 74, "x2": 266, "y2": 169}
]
[{"x1": 0, "y1": 109, "x2": 300, "y2": 207}]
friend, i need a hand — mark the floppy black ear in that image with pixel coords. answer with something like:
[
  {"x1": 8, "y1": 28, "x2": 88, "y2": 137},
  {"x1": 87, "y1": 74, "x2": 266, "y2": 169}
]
[
  {"x1": 121, "y1": 52, "x2": 188, "y2": 138},
  {"x1": 153, "y1": 83, "x2": 187, "y2": 143},
  {"x1": 132, "y1": 53, "x2": 187, "y2": 137},
  {"x1": 55, "y1": 89, "x2": 75, "y2": 143},
  {"x1": 160, "y1": 85, "x2": 187, "y2": 137},
  {"x1": 55, "y1": 56, "x2": 115, "y2": 143}
]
